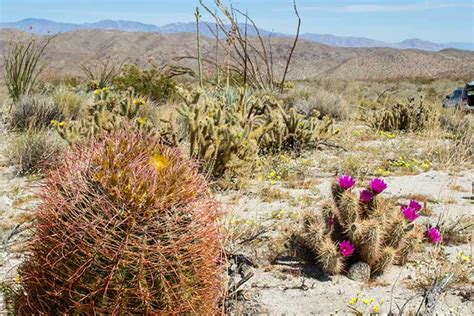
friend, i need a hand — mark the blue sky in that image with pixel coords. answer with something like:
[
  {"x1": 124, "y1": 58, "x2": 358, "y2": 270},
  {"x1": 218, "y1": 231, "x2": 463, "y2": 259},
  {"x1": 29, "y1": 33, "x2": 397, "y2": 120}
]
[{"x1": 1, "y1": 0, "x2": 473, "y2": 43}]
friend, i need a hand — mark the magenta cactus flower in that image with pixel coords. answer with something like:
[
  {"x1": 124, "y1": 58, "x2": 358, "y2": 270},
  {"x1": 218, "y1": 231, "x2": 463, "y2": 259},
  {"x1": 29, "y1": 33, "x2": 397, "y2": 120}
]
[
  {"x1": 426, "y1": 227, "x2": 442, "y2": 244},
  {"x1": 339, "y1": 240, "x2": 355, "y2": 257},
  {"x1": 409, "y1": 200, "x2": 422, "y2": 212},
  {"x1": 369, "y1": 178, "x2": 388, "y2": 194},
  {"x1": 401, "y1": 206, "x2": 420, "y2": 222},
  {"x1": 337, "y1": 175, "x2": 356, "y2": 190},
  {"x1": 359, "y1": 189, "x2": 374, "y2": 203}
]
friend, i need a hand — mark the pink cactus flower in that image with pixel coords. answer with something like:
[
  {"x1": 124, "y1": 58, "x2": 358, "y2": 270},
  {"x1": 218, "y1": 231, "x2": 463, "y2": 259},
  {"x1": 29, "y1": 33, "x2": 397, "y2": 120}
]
[
  {"x1": 409, "y1": 200, "x2": 422, "y2": 212},
  {"x1": 338, "y1": 175, "x2": 356, "y2": 190},
  {"x1": 359, "y1": 189, "x2": 374, "y2": 203},
  {"x1": 401, "y1": 205, "x2": 420, "y2": 222},
  {"x1": 426, "y1": 227, "x2": 442, "y2": 244},
  {"x1": 370, "y1": 178, "x2": 388, "y2": 194},
  {"x1": 339, "y1": 240, "x2": 355, "y2": 257}
]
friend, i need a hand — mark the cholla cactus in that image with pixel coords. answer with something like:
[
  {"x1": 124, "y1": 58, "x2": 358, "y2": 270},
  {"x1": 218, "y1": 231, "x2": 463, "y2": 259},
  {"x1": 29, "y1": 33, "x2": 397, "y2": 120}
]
[
  {"x1": 364, "y1": 97, "x2": 434, "y2": 132},
  {"x1": 177, "y1": 86, "x2": 337, "y2": 179},
  {"x1": 291, "y1": 176, "x2": 428, "y2": 277},
  {"x1": 53, "y1": 88, "x2": 175, "y2": 145},
  {"x1": 15, "y1": 131, "x2": 223, "y2": 314}
]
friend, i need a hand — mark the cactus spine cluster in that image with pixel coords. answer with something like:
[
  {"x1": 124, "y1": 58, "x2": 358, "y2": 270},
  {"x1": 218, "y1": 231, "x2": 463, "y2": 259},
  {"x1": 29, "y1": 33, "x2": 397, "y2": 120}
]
[
  {"x1": 292, "y1": 176, "x2": 424, "y2": 277},
  {"x1": 364, "y1": 97, "x2": 434, "y2": 132}
]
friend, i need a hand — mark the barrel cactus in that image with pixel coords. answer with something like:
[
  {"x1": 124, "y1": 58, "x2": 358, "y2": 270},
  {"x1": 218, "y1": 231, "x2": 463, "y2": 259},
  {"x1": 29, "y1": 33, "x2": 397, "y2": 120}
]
[{"x1": 15, "y1": 131, "x2": 223, "y2": 314}]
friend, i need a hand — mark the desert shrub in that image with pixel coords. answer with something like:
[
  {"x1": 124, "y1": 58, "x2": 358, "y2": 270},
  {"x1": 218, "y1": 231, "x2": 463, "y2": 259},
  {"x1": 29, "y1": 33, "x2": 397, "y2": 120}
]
[
  {"x1": 363, "y1": 97, "x2": 436, "y2": 132},
  {"x1": 177, "y1": 87, "x2": 336, "y2": 179},
  {"x1": 80, "y1": 58, "x2": 123, "y2": 91},
  {"x1": 5, "y1": 129, "x2": 64, "y2": 175},
  {"x1": 53, "y1": 86, "x2": 90, "y2": 120},
  {"x1": 3, "y1": 37, "x2": 52, "y2": 101},
  {"x1": 293, "y1": 89, "x2": 350, "y2": 120},
  {"x1": 113, "y1": 63, "x2": 177, "y2": 102},
  {"x1": 289, "y1": 176, "x2": 439, "y2": 277},
  {"x1": 53, "y1": 88, "x2": 175, "y2": 145},
  {"x1": 14, "y1": 131, "x2": 223, "y2": 314},
  {"x1": 7, "y1": 94, "x2": 63, "y2": 131}
]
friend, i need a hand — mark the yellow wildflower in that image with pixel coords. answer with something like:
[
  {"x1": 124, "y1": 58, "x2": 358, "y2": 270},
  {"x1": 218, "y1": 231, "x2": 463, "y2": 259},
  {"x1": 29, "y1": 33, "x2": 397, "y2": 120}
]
[
  {"x1": 348, "y1": 297, "x2": 358, "y2": 305},
  {"x1": 58, "y1": 121, "x2": 65, "y2": 127},
  {"x1": 93, "y1": 89, "x2": 101, "y2": 95},
  {"x1": 15, "y1": 274, "x2": 21, "y2": 284},
  {"x1": 457, "y1": 251, "x2": 470, "y2": 264},
  {"x1": 380, "y1": 299, "x2": 385, "y2": 305},
  {"x1": 372, "y1": 304, "x2": 380, "y2": 313},
  {"x1": 50, "y1": 119, "x2": 58, "y2": 126},
  {"x1": 362, "y1": 298, "x2": 370, "y2": 305},
  {"x1": 150, "y1": 152, "x2": 170, "y2": 171}
]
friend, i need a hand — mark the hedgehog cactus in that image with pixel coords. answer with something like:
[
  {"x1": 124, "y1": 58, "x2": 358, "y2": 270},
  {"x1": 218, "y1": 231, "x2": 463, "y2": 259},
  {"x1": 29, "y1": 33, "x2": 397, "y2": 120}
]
[
  {"x1": 293, "y1": 176, "x2": 426, "y2": 277},
  {"x1": 15, "y1": 131, "x2": 223, "y2": 314}
]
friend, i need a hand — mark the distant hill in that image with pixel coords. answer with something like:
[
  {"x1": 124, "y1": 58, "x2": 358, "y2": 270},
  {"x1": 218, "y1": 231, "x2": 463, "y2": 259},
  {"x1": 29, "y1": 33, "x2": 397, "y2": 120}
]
[
  {"x1": 1, "y1": 29, "x2": 473, "y2": 82},
  {"x1": 1, "y1": 18, "x2": 472, "y2": 52}
]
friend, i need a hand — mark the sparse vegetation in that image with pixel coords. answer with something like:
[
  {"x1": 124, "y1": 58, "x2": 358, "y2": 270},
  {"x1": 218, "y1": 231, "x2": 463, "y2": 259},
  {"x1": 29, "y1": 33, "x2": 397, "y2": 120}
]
[{"x1": 5, "y1": 129, "x2": 64, "y2": 175}]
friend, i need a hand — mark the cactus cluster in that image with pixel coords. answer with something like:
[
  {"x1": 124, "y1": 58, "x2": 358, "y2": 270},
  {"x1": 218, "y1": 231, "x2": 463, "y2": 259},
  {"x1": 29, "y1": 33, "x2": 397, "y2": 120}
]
[
  {"x1": 177, "y1": 86, "x2": 336, "y2": 178},
  {"x1": 364, "y1": 97, "x2": 434, "y2": 132},
  {"x1": 260, "y1": 105, "x2": 337, "y2": 154},
  {"x1": 53, "y1": 88, "x2": 175, "y2": 145},
  {"x1": 290, "y1": 176, "x2": 427, "y2": 277},
  {"x1": 14, "y1": 131, "x2": 223, "y2": 314}
]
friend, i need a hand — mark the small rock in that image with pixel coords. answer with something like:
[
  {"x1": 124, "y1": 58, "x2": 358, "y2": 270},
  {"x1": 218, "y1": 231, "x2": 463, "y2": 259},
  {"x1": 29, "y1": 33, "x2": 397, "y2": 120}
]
[
  {"x1": 0, "y1": 196, "x2": 12, "y2": 210},
  {"x1": 347, "y1": 261, "x2": 371, "y2": 282}
]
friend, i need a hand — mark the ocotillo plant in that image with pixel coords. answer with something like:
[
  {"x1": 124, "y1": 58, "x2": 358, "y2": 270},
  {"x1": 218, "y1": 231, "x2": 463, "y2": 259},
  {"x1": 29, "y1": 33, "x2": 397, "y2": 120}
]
[{"x1": 291, "y1": 176, "x2": 441, "y2": 277}]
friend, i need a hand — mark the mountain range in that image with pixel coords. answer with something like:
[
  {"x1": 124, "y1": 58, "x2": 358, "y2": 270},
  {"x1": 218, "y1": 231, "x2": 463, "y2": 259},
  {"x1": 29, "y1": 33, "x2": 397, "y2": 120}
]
[
  {"x1": 1, "y1": 18, "x2": 472, "y2": 52},
  {"x1": 1, "y1": 28, "x2": 473, "y2": 82}
]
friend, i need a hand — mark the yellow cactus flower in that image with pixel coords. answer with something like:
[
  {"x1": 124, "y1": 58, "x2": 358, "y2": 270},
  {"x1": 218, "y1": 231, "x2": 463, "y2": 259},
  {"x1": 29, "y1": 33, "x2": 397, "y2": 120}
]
[
  {"x1": 372, "y1": 304, "x2": 380, "y2": 313},
  {"x1": 133, "y1": 98, "x2": 145, "y2": 106},
  {"x1": 150, "y1": 152, "x2": 170, "y2": 171},
  {"x1": 348, "y1": 297, "x2": 358, "y2": 305}
]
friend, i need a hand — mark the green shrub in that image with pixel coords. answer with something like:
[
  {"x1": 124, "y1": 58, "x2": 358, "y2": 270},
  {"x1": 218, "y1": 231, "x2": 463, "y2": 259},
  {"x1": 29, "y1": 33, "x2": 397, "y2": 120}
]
[
  {"x1": 289, "y1": 176, "x2": 429, "y2": 277},
  {"x1": 7, "y1": 94, "x2": 63, "y2": 131},
  {"x1": 113, "y1": 63, "x2": 177, "y2": 102},
  {"x1": 5, "y1": 129, "x2": 64, "y2": 175},
  {"x1": 14, "y1": 131, "x2": 223, "y2": 314}
]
